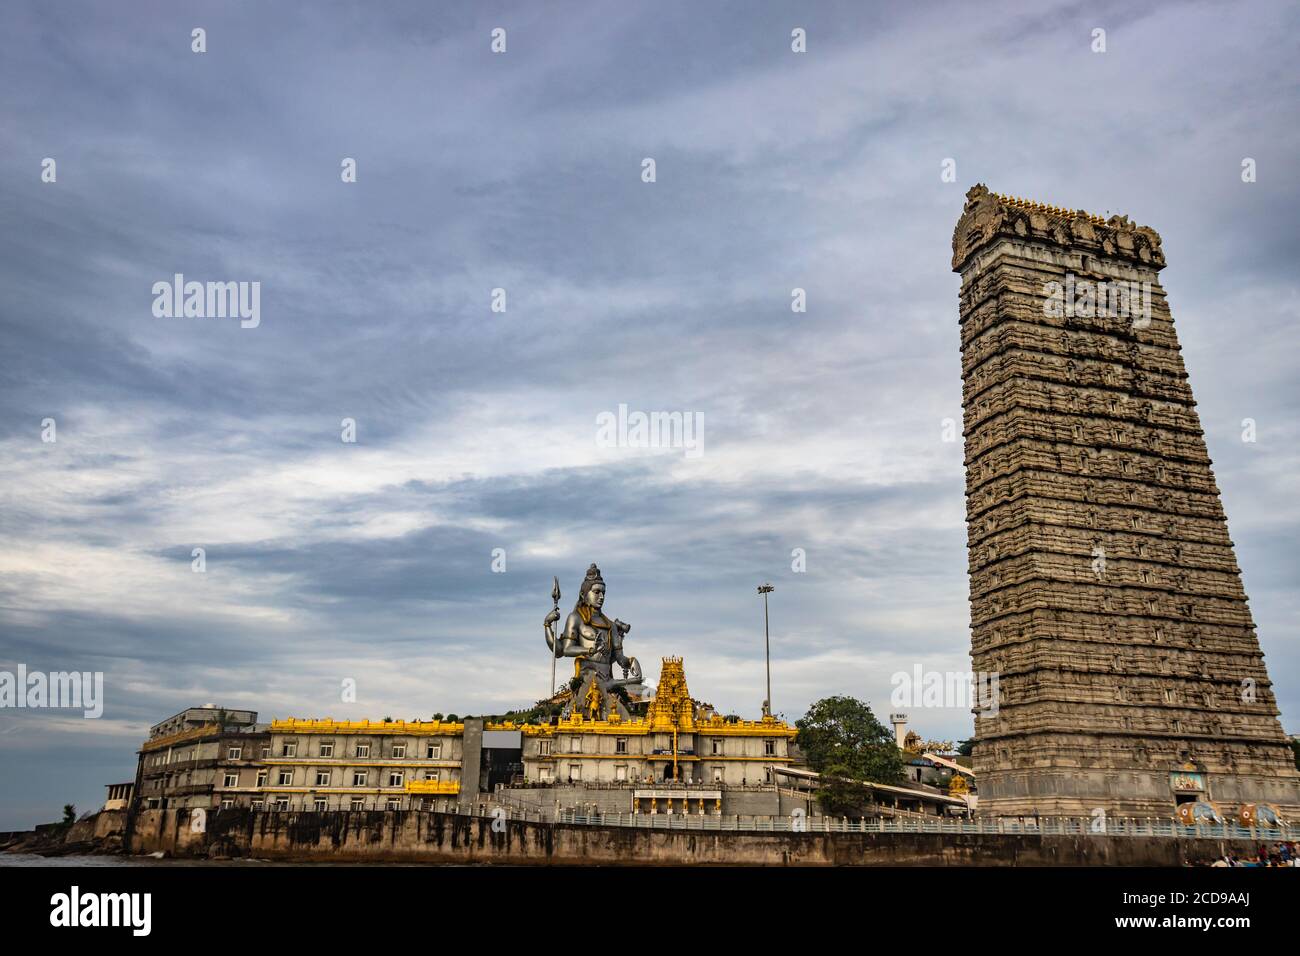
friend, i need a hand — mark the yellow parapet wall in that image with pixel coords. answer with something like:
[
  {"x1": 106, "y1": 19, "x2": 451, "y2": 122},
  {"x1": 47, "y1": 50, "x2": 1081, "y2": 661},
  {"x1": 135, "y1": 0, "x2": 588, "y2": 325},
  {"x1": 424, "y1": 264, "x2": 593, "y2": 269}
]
[
  {"x1": 404, "y1": 780, "x2": 460, "y2": 795},
  {"x1": 500, "y1": 713, "x2": 798, "y2": 737},
  {"x1": 268, "y1": 714, "x2": 795, "y2": 737},
  {"x1": 270, "y1": 658, "x2": 798, "y2": 740},
  {"x1": 271, "y1": 719, "x2": 464, "y2": 736}
]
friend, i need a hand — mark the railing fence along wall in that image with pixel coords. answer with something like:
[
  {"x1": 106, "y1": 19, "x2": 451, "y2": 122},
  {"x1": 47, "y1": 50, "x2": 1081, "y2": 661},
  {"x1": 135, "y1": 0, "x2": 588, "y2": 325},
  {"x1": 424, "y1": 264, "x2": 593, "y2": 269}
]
[{"x1": 536, "y1": 809, "x2": 1298, "y2": 840}]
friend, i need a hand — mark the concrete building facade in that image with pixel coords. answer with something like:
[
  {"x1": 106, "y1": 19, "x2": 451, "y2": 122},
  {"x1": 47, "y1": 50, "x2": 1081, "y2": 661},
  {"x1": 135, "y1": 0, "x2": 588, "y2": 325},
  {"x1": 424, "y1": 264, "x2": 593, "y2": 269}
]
[{"x1": 136, "y1": 719, "x2": 268, "y2": 811}]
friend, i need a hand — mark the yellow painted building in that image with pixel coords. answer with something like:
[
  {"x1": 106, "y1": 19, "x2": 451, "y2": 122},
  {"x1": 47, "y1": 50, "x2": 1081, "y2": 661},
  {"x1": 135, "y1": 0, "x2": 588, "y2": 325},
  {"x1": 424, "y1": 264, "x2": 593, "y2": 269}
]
[{"x1": 133, "y1": 658, "x2": 800, "y2": 817}]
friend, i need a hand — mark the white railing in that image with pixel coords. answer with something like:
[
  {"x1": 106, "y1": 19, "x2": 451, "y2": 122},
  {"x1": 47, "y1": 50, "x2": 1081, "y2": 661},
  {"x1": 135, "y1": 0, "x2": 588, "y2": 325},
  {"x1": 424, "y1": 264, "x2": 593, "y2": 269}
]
[{"x1": 548, "y1": 810, "x2": 1299, "y2": 840}]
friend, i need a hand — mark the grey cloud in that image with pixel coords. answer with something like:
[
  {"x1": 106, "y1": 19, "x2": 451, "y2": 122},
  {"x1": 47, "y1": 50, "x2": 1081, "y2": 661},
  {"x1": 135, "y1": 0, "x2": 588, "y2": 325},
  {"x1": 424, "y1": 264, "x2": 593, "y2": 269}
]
[{"x1": 0, "y1": 0, "x2": 1297, "y2": 827}]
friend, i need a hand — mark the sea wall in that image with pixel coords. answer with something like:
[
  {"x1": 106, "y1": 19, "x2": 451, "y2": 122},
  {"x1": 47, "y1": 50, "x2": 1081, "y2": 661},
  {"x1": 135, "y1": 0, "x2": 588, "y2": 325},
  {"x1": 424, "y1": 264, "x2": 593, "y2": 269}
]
[{"x1": 127, "y1": 808, "x2": 1266, "y2": 865}]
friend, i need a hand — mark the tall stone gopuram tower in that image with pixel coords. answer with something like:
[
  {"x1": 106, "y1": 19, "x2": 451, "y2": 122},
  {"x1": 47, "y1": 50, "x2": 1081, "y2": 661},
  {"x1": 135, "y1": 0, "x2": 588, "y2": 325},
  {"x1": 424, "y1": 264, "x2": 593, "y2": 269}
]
[{"x1": 952, "y1": 185, "x2": 1300, "y2": 819}]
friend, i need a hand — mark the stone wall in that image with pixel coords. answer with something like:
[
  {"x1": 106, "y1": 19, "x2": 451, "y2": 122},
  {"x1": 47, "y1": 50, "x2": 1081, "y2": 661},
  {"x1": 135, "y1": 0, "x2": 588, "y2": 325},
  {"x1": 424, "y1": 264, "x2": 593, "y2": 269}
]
[{"x1": 124, "y1": 807, "x2": 1270, "y2": 866}]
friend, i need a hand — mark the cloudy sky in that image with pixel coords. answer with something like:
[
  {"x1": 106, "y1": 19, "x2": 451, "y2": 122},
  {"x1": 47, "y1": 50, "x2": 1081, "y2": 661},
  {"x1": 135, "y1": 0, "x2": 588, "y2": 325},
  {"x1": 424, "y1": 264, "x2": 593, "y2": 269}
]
[{"x1": 0, "y1": 0, "x2": 1296, "y2": 829}]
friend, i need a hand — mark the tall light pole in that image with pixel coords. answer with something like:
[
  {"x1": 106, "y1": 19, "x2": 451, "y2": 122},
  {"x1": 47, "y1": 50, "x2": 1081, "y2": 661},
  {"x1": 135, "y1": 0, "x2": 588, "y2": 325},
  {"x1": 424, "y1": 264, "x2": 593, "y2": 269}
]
[{"x1": 757, "y1": 584, "x2": 774, "y2": 717}]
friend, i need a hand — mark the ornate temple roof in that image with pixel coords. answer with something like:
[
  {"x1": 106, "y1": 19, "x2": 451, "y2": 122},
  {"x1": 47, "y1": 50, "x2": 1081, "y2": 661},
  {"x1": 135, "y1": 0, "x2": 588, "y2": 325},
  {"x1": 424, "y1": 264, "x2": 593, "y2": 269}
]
[
  {"x1": 989, "y1": 191, "x2": 1108, "y2": 227},
  {"x1": 512, "y1": 657, "x2": 797, "y2": 737},
  {"x1": 951, "y1": 183, "x2": 1165, "y2": 272},
  {"x1": 267, "y1": 658, "x2": 796, "y2": 738}
]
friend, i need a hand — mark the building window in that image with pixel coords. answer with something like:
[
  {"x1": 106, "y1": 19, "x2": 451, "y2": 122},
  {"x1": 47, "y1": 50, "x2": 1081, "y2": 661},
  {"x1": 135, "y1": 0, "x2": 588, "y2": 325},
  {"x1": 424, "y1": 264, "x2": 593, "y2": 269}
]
[
  {"x1": 711, "y1": 738, "x2": 722, "y2": 755},
  {"x1": 615, "y1": 765, "x2": 627, "y2": 781},
  {"x1": 277, "y1": 770, "x2": 294, "y2": 786},
  {"x1": 227, "y1": 746, "x2": 242, "y2": 760},
  {"x1": 569, "y1": 737, "x2": 581, "y2": 754},
  {"x1": 313, "y1": 798, "x2": 327, "y2": 812},
  {"x1": 713, "y1": 766, "x2": 723, "y2": 783},
  {"x1": 356, "y1": 743, "x2": 371, "y2": 758},
  {"x1": 251, "y1": 800, "x2": 264, "y2": 811},
  {"x1": 220, "y1": 799, "x2": 233, "y2": 810},
  {"x1": 764, "y1": 739, "x2": 776, "y2": 756},
  {"x1": 568, "y1": 764, "x2": 581, "y2": 782},
  {"x1": 315, "y1": 770, "x2": 331, "y2": 787},
  {"x1": 255, "y1": 770, "x2": 268, "y2": 787},
  {"x1": 615, "y1": 737, "x2": 627, "y2": 754},
  {"x1": 350, "y1": 798, "x2": 365, "y2": 811},
  {"x1": 423, "y1": 770, "x2": 440, "y2": 781},
  {"x1": 352, "y1": 771, "x2": 368, "y2": 787},
  {"x1": 319, "y1": 742, "x2": 334, "y2": 758},
  {"x1": 388, "y1": 770, "x2": 404, "y2": 787},
  {"x1": 538, "y1": 739, "x2": 552, "y2": 756},
  {"x1": 393, "y1": 743, "x2": 407, "y2": 758},
  {"x1": 282, "y1": 742, "x2": 297, "y2": 758},
  {"x1": 274, "y1": 798, "x2": 289, "y2": 811},
  {"x1": 261, "y1": 745, "x2": 270, "y2": 759},
  {"x1": 426, "y1": 742, "x2": 442, "y2": 759},
  {"x1": 386, "y1": 799, "x2": 401, "y2": 811},
  {"x1": 223, "y1": 772, "x2": 238, "y2": 787}
]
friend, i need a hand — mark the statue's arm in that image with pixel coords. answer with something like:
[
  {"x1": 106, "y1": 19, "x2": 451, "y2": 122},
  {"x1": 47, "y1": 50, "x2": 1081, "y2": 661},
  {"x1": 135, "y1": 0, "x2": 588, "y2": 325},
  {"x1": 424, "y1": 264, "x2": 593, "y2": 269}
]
[
  {"x1": 543, "y1": 608, "x2": 561, "y2": 654},
  {"x1": 557, "y1": 611, "x2": 590, "y2": 657},
  {"x1": 610, "y1": 622, "x2": 629, "y2": 666}
]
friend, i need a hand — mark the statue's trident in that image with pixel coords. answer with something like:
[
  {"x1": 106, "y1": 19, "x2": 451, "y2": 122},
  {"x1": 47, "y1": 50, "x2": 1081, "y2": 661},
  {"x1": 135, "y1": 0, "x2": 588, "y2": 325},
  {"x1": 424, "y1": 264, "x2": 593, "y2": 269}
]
[{"x1": 546, "y1": 576, "x2": 562, "y2": 701}]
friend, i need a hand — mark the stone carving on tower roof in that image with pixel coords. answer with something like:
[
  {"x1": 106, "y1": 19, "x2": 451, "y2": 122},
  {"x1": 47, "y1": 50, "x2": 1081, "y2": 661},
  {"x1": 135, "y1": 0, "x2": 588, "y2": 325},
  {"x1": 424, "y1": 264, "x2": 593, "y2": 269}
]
[{"x1": 951, "y1": 183, "x2": 1165, "y2": 272}]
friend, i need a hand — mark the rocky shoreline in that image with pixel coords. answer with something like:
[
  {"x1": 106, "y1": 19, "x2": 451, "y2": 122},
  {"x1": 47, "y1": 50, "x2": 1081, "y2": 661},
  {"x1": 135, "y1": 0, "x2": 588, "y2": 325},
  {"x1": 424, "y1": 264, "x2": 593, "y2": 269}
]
[{"x1": 0, "y1": 810, "x2": 127, "y2": 859}]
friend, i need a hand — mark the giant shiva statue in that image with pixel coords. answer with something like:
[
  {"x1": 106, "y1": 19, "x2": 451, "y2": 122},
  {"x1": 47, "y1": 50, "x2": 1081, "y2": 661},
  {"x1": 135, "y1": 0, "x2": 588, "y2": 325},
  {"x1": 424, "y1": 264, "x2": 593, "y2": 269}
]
[{"x1": 544, "y1": 564, "x2": 644, "y2": 719}]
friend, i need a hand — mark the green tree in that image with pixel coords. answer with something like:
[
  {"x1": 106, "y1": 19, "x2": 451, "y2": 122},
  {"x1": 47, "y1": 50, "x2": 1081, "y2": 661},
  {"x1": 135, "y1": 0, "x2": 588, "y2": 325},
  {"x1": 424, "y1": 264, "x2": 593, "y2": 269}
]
[
  {"x1": 795, "y1": 696, "x2": 904, "y2": 813},
  {"x1": 815, "y1": 764, "x2": 875, "y2": 815},
  {"x1": 61, "y1": 804, "x2": 76, "y2": 825},
  {"x1": 957, "y1": 738, "x2": 975, "y2": 757}
]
